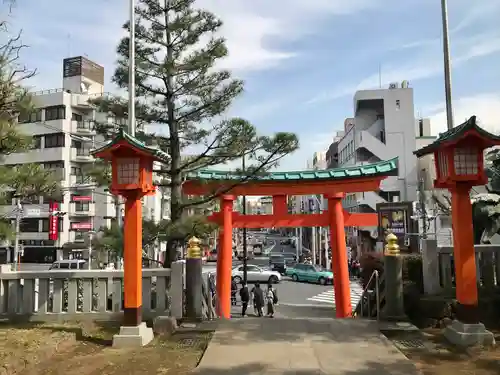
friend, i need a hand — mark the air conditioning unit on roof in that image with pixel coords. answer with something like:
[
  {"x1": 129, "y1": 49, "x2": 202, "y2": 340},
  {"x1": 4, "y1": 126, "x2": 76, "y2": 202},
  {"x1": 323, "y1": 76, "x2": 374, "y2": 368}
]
[{"x1": 389, "y1": 82, "x2": 398, "y2": 89}]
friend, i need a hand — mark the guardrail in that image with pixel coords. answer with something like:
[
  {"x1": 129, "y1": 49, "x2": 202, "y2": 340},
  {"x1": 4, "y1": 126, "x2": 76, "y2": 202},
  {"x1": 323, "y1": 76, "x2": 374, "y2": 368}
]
[{"x1": 352, "y1": 270, "x2": 384, "y2": 321}]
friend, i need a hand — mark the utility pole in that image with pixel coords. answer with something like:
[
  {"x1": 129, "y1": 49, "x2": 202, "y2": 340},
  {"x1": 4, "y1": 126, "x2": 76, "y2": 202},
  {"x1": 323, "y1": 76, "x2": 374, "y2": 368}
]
[
  {"x1": 128, "y1": 0, "x2": 136, "y2": 136},
  {"x1": 13, "y1": 196, "x2": 22, "y2": 271},
  {"x1": 441, "y1": 0, "x2": 454, "y2": 130},
  {"x1": 242, "y1": 155, "x2": 248, "y2": 284},
  {"x1": 418, "y1": 177, "x2": 428, "y2": 240},
  {"x1": 89, "y1": 133, "x2": 96, "y2": 269}
]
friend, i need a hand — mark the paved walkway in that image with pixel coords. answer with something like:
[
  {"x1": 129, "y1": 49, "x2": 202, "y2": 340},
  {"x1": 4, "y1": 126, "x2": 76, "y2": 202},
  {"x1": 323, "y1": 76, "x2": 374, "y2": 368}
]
[{"x1": 194, "y1": 318, "x2": 420, "y2": 375}]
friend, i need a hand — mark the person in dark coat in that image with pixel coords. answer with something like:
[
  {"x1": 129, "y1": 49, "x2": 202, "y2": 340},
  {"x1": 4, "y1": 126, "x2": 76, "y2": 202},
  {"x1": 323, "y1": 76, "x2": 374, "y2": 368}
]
[
  {"x1": 251, "y1": 283, "x2": 264, "y2": 317},
  {"x1": 239, "y1": 283, "x2": 250, "y2": 317},
  {"x1": 231, "y1": 278, "x2": 238, "y2": 305}
]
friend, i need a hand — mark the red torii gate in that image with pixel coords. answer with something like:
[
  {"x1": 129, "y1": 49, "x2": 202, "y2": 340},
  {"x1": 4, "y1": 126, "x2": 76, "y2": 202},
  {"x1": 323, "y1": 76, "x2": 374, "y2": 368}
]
[{"x1": 183, "y1": 157, "x2": 399, "y2": 319}]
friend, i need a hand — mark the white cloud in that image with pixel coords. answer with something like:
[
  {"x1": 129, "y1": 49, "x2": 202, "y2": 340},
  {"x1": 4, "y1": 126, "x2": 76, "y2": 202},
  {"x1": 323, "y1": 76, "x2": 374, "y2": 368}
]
[
  {"x1": 427, "y1": 93, "x2": 500, "y2": 135},
  {"x1": 308, "y1": 31, "x2": 500, "y2": 105}
]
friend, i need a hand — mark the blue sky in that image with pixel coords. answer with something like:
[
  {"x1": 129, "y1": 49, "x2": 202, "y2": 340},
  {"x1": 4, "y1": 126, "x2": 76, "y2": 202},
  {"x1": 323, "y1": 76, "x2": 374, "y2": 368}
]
[{"x1": 7, "y1": 0, "x2": 500, "y2": 171}]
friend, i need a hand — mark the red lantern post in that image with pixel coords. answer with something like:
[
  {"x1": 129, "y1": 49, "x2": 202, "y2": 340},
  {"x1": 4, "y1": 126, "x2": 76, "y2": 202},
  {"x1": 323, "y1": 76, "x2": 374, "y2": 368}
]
[
  {"x1": 92, "y1": 129, "x2": 169, "y2": 347},
  {"x1": 414, "y1": 116, "x2": 498, "y2": 347}
]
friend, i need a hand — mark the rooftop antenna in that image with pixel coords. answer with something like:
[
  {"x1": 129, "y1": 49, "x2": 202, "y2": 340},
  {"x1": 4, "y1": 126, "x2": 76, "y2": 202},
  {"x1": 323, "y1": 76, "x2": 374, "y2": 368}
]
[{"x1": 378, "y1": 63, "x2": 382, "y2": 88}]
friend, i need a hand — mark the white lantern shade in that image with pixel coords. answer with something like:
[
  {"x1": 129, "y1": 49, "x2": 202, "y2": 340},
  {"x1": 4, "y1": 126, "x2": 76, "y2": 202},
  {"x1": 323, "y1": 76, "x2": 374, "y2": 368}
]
[
  {"x1": 117, "y1": 157, "x2": 140, "y2": 184},
  {"x1": 453, "y1": 147, "x2": 479, "y2": 176}
]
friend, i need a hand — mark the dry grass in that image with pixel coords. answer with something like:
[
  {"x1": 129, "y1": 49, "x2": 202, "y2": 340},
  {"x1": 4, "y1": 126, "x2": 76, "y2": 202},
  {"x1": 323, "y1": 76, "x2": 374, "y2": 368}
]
[
  {"x1": 390, "y1": 328, "x2": 500, "y2": 375},
  {"x1": 0, "y1": 321, "x2": 212, "y2": 375}
]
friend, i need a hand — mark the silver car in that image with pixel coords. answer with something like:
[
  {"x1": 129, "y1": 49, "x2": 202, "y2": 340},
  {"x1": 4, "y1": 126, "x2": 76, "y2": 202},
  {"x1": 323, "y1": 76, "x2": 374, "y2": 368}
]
[{"x1": 232, "y1": 265, "x2": 281, "y2": 284}]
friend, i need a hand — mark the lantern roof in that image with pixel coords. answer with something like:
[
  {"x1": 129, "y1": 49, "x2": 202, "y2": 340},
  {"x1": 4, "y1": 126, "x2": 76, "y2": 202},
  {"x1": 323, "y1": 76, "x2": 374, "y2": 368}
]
[
  {"x1": 91, "y1": 128, "x2": 170, "y2": 163},
  {"x1": 414, "y1": 116, "x2": 500, "y2": 158}
]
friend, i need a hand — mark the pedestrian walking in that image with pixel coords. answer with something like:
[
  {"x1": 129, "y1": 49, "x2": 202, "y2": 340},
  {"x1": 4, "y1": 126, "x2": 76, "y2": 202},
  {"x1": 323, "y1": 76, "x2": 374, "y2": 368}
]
[
  {"x1": 251, "y1": 283, "x2": 264, "y2": 317},
  {"x1": 239, "y1": 283, "x2": 250, "y2": 317},
  {"x1": 266, "y1": 284, "x2": 278, "y2": 318},
  {"x1": 231, "y1": 278, "x2": 238, "y2": 306}
]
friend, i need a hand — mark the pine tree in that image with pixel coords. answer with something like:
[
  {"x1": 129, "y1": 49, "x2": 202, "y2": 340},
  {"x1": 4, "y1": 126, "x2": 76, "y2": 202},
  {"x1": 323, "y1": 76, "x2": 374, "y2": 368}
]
[
  {"x1": 92, "y1": 0, "x2": 299, "y2": 266},
  {"x1": 0, "y1": 13, "x2": 59, "y2": 240}
]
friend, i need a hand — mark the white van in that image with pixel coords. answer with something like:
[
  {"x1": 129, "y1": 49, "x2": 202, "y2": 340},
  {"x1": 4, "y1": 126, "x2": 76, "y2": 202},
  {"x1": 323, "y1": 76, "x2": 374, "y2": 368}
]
[{"x1": 49, "y1": 259, "x2": 88, "y2": 270}]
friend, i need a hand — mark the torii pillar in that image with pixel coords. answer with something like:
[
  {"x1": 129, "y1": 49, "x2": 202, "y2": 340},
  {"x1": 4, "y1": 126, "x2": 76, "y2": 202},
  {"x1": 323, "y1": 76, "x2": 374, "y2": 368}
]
[
  {"x1": 217, "y1": 195, "x2": 234, "y2": 319},
  {"x1": 326, "y1": 193, "x2": 352, "y2": 318}
]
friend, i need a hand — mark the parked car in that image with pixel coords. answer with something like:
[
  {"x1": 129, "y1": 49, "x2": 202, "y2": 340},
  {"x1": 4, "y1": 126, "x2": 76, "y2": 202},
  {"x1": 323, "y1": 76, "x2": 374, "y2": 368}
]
[
  {"x1": 232, "y1": 264, "x2": 281, "y2": 284},
  {"x1": 269, "y1": 254, "x2": 287, "y2": 275},
  {"x1": 285, "y1": 263, "x2": 334, "y2": 285}
]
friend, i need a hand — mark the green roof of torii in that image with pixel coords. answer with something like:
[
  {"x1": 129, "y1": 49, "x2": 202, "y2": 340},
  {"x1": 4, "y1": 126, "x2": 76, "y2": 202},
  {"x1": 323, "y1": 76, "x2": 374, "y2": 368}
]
[
  {"x1": 91, "y1": 128, "x2": 170, "y2": 163},
  {"x1": 186, "y1": 157, "x2": 398, "y2": 182},
  {"x1": 414, "y1": 116, "x2": 500, "y2": 157}
]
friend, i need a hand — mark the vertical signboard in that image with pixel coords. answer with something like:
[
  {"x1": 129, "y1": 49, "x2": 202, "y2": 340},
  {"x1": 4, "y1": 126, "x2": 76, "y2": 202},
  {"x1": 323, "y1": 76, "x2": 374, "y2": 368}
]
[
  {"x1": 49, "y1": 202, "x2": 59, "y2": 241},
  {"x1": 376, "y1": 201, "x2": 415, "y2": 251}
]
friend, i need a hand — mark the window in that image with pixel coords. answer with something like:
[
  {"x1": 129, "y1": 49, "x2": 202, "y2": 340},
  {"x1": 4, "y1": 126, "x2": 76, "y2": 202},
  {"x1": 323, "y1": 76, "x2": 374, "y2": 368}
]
[
  {"x1": 75, "y1": 202, "x2": 90, "y2": 211},
  {"x1": 44, "y1": 133, "x2": 65, "y2": 148},
  {"x1": 58, "y1": 262, "x2": 70, "y2": 269},
  {"x1": 246, "y1": 265, "x2": 260, "y2": 272},
  {"x1": 71, "y1": 166, "x2": 82, "y2": 175},
  {"x1": 418, "y1": 119, "x2": 424, "y2": 137},
  {"x1": 74, "y1": 231, "x2": 86, "y2": 241},
  {"x1": 44, "y1": 161, "x2": 64, "y2": 169},
  {"x1": 33, "y1": 135, "x2": 42, "y2": 149},
  {"x1": 70, "y1": 263, "x2": 78, "y2": 269},
  {"x1": 18, "y1": 109, "x2": 42, "y2": 123},
  {"x1": 395, "y1": 100, "x2": 400, "y2": 110},
  {"x1": 72, "y1": 113, "x2": 83, "y2": 121},
  {"x1": 20, "y1": 218, "x2": 39, "y2": 232},
  {"x1": 44, "y1": 105, "x2": 66, "y2": 121},
  {"x1": 41, "y1": 218, "x2": 49, "y2": 232},
  {"x1": 71, "y1": 140, "x2": 82, "y2": 148}
]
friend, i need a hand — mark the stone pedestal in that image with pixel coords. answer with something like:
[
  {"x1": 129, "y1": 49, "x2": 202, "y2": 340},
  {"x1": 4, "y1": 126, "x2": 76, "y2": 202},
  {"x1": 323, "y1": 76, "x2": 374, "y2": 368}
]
[
  {"x1": 421, "y1": 239, "x2": 441, "y2": 295},
  {"x1": 444, "y1": 320, "x2": 495, "y2": 348},
  {"x1": 384, "y1": 254, "x2": 406, "y2": 320},
  {"x1": 112, "y1": 322, "x2": 154, "y2": 348}
]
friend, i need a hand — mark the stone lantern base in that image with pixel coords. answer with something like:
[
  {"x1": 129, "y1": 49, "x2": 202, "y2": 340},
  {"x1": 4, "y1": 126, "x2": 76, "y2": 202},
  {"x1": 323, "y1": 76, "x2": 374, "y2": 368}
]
[
  {"x1": 112, "y1": 322, "x2": 154, "y2": 348},
  {"x1": 444, "y1": 320, "x2": 495, "y2": 348}
]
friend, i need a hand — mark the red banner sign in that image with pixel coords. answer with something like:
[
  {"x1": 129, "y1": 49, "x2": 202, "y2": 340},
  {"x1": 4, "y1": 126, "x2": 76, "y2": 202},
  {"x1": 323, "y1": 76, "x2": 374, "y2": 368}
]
[
  {"x1": 72, "y1": 195, "x2": 92, "y2": 202},
  {"x1": 49, "y1": 202, "x2": 59, "y2": 241},
  {"x1": 71, "y1": 222, "x2": 93, "y2": 230}
]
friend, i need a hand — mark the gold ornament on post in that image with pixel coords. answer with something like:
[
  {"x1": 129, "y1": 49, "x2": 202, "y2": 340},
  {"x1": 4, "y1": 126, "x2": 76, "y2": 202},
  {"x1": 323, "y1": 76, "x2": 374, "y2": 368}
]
[
  {"x1": 187, "y1": 236, "x2": 201, "y2": 259},
  {"x1": 384, "y1": 232, "x2": 400, "y2": 256}
]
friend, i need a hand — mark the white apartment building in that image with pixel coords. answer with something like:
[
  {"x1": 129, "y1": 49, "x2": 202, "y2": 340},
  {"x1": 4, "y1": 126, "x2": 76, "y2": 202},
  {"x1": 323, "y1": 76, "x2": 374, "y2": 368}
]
[
  {"x1": 336, "y1": 82, "x2": 424, "y2": 214},
  {"x1": 0, "y1": 56, "x2": 170, "y2": 264}
]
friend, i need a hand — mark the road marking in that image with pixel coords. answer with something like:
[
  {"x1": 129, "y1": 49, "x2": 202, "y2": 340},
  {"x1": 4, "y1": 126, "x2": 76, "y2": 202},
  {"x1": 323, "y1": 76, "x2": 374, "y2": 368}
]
[{"x1": 307, "y1": 281, "x2": 363, "y2": 307}]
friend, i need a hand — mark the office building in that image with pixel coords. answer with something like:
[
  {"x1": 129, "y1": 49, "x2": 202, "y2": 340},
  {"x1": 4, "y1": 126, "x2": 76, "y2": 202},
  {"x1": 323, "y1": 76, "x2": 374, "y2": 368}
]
[{"x1": 0, "y1": 56, "x2": 169, "y2": 264}]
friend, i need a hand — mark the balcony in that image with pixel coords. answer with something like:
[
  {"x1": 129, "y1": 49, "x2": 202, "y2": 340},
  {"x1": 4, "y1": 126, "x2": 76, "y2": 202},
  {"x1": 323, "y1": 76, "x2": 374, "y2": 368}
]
[
  {"x1": 69, "y1": 175, "x2": 94, "y2": 188},
  {"x1": 71, "y1": 120, "x2": 96, "y2": 135},
  {"x1": 69, "y1": 202, "x2": 95, "y2": 217},
  {"x1": 70, "y1": 94, "x2": 92, "y2": 109},
  {"x1": 71, "y1": 147, "x2": 94, "y2": 163}
]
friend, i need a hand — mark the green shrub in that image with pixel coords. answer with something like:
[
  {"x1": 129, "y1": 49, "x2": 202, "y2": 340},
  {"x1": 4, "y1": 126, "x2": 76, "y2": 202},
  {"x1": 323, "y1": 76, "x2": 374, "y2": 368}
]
[
  {"x1": 402, "y1": 254, "x2": 424, "y2": 293},
  {"x1": 359, "y1": 252, "x2": 384, "y2": 289}
]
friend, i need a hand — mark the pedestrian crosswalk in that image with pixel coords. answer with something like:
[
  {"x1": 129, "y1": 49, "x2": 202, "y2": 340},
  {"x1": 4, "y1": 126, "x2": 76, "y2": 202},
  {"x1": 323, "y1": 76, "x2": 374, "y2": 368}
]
[{"x1": 307, "y1": 281, "x2": 364, "y2": 307}]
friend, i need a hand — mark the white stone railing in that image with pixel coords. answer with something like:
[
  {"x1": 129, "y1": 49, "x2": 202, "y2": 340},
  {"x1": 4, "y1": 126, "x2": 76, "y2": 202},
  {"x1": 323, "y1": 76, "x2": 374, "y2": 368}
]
[{"x1": 0, "y1": 262, "x2": 184, "y2": 322}]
